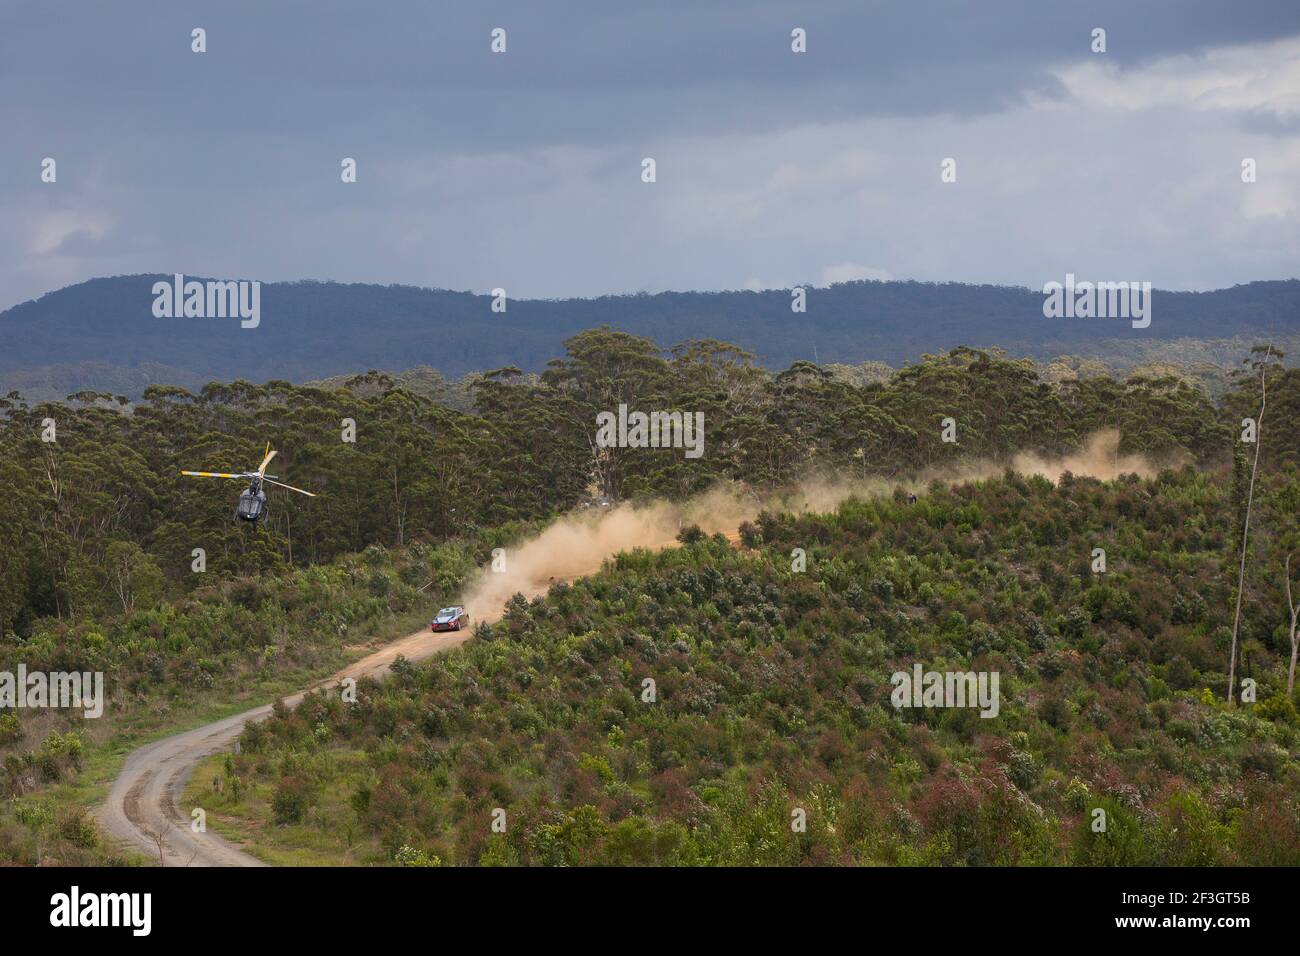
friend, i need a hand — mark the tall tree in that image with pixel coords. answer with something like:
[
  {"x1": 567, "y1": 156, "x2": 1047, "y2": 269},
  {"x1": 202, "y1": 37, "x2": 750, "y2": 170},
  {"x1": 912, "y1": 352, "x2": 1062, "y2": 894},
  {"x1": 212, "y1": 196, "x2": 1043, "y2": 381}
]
[{"x1": 1227, "y1": 344, "x2": 1277, "y2": 704}]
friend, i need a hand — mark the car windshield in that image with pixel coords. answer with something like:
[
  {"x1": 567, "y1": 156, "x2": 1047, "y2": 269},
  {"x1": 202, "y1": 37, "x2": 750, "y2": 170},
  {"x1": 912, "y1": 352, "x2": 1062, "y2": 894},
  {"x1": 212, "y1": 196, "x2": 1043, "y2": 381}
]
[{"x1": 436, "y1": 608, "x2": 457, "y2": 618}]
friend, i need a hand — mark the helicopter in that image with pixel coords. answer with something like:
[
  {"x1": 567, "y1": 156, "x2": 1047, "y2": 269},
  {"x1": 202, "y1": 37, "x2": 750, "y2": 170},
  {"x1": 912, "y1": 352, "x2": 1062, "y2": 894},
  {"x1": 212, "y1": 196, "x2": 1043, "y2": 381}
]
[{"x1": 180, "y1": 443, "x2": 316, "y2": 523}]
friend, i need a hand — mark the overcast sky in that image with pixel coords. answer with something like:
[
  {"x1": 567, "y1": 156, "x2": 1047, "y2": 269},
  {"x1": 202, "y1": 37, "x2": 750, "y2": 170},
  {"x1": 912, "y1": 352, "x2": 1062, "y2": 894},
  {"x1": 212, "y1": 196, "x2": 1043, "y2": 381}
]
[{"x1": 2, "y1": 0, "x2": 1298, "y2": 310}]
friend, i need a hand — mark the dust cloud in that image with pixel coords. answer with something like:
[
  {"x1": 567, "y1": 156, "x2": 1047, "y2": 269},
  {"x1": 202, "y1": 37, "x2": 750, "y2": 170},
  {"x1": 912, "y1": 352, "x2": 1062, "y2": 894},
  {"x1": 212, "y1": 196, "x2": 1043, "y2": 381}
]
[
  {"x1": 1014, "y1": 428, "x2": 1160, "y2": 482},
  {"x1": 458, "y1": 429, "x2": 1163, "y2": 617},
  {"x1": 953, "y1": 428, "x2": 1164, "y2": 484},
  {"x1": 460, "y1": 490, "x2": 749, "y2": 617}
]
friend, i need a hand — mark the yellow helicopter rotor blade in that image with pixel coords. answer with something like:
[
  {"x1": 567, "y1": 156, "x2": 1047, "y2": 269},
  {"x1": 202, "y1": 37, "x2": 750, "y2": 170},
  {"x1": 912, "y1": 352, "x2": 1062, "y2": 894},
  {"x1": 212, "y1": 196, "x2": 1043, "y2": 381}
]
[
  {"x1": 257, "y1": 444, "x2": 277, "y2": 477},
  {"x1": 181, "y1": 470, "x2": 244, "y2": 480}
]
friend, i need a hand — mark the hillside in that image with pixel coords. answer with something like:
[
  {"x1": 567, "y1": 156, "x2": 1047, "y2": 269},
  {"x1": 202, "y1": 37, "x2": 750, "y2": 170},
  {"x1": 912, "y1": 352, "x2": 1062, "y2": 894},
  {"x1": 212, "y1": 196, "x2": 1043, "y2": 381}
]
[
  {"x1": 2, "y1": 330, "x2": 1298, "y2": 866},
  {"x1": 2, "y1": 275, "x2": 1298, "y2": 401},
  {"x1": 204, "y1": 474, "x2": 1300, "y2": 866}
]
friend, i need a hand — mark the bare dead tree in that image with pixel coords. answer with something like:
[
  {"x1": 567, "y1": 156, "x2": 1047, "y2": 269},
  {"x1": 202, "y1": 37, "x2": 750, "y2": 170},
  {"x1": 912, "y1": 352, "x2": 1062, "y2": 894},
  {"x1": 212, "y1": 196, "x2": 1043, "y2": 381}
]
[
  {"x1": 143, "y1": 826, "x2": 170, "y2": 866},
  {"x1": 1286, "y1": 553, "x2": 1299, "y2": 696},
  {"x1": 1227, "y1": 344, "x2": 1272, "y2": 704}
]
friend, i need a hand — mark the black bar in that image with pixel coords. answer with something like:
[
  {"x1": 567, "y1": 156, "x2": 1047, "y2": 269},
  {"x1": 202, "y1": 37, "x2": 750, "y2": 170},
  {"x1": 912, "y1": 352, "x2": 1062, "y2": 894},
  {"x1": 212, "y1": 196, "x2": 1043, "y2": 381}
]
[{"x1": 5, "y1": 867, "x2": 1282, "y2": 943}]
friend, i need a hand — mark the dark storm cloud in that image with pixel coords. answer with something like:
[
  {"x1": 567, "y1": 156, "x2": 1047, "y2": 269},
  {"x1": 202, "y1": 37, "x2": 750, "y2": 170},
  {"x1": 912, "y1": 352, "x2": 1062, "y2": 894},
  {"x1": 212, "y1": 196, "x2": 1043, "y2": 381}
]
[
  {"x1": 1, "y1": 0, "x2": 1298, "y2": 306},
  {"x1": 6, "y1": 0, "x2": 1297, "y2": 144}
]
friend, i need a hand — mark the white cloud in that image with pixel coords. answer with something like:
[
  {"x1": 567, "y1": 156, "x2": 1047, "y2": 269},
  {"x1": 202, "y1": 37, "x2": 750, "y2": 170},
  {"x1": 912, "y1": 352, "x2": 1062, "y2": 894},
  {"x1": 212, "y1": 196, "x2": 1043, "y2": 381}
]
[
  {"x1": 1240, "y1": 141, "x2": 1300, "y2": 220},
  {"x1": 29, "y1": 210, "x2": 110, "y2": 256},
  {"x1": 1050, "y1": 35, "x2": 1300, "y2": 117}
]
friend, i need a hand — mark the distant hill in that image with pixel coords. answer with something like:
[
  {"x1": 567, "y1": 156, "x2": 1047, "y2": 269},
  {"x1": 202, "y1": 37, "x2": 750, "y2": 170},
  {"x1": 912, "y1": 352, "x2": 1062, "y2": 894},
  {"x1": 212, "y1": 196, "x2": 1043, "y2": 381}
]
[{"x1": 1, "y1": 275, "x2": 1296, "y2": 401}]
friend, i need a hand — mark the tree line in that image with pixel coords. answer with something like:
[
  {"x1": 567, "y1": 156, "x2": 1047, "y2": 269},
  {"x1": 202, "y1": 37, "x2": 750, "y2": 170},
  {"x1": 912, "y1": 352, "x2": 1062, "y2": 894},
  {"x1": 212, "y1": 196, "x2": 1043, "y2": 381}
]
[{"x1": 0, "y1": 328, "x2": 1294, "y2": 639}]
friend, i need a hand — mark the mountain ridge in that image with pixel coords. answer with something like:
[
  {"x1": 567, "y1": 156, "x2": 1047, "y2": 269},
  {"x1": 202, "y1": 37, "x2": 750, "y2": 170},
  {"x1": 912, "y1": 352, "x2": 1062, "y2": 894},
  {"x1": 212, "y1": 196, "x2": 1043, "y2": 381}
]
[{"x1": 2, "y1": 274, "x2": 1297, "y2": 401}]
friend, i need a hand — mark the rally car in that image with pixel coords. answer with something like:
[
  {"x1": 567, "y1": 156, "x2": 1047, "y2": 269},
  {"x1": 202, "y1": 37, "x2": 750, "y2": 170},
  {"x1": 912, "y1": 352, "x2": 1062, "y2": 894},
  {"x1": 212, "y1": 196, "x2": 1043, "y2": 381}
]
[{"x1": 431, "y1": 605, "x2": 470, "y2": 632}]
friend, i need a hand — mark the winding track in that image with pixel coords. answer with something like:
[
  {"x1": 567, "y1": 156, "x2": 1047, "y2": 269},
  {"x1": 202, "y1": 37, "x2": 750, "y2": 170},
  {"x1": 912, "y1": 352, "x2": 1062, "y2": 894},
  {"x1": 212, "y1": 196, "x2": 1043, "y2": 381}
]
[
  {"x1": 97, "y1": 623, "x2": 484, "y2": 866},
  {"x1": 97, "y1": 531, "x2": 742, "y2": 866}
]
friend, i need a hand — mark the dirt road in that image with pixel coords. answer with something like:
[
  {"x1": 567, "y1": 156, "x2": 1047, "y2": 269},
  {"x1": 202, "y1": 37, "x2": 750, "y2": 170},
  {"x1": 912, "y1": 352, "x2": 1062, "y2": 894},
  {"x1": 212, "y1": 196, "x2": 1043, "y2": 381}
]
[
  {"x1": 96, "y1": 623, "x2": 484, "y2": 867},
  {"x1": 97, "y1": 528, "x2": 740, "y2": 866}
]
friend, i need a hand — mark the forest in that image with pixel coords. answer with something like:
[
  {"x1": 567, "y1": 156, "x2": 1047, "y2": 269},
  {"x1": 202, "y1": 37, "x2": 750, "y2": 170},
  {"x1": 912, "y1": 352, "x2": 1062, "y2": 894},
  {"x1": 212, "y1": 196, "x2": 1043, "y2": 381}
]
[
  {"x1": 0, "y1": 329, "x2": 1297, "y2": 864},
  {"x1": 218, "y1": 473, "x2": 1300, "y2": 865}
]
